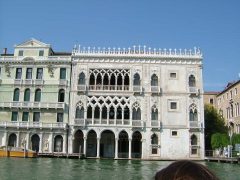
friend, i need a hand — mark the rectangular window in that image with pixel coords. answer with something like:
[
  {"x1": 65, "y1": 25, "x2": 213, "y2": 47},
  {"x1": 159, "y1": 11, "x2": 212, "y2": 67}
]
[
  {"x1": 11, "y1": 112, "x2": 18, "y2": 121},
  {"x1": 171, "y1": 130, "x2": 178, "y2": 136},
  {"x1": 170, "y1": 72, "x2": 177, "y2": 79},
  {"x1": 18, "y1": 50, "x2": 23, "y2": 56},
  {"x1": 235, "y1": 88, "x2": 238, "y2": 95},
  {"x1": 33, "y1": 112, "x2": 40, "y2": 122},
  {"x1": 57, "y1": 113, "x2": 63, "y2": 122},
  {"x1": 191, "y1": 148, "x2": 197, "y2": 155},
  {"x1": 152, "y1": 148, "x2": 157, "y2": 154},
  {"x1": 170, "y1": 102, "x2": 177, "y2": 110},
  {"x1": 39, "y1": 50, "x2": 44, "y2": 56},
  {"x1": 26, "y1": 68, "x2": 32, "y2": 79},
  {"x1": 36, "y1": 68, "x2": 43, "y2": 79},
  {"x1": 60, "y1": 68, "x2": 66, "y2": 80},
  {"x1": 210, "y1": 99, "x2": 213, "y2": 104},
  {"x1": 16, "y1": 68, "x2": 22, "y2": 79},
  {"x1": 22, "y1": 112, "x2": 29, "y2": 122}
]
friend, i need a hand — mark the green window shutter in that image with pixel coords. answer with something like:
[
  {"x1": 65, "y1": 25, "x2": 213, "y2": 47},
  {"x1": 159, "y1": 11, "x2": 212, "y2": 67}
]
[
  {"x1": 24, "y1": 89, "x2": 30, "y2": 101},
  {"x1": 11, "y1": 112, "x2": 18, "y2": 121},
  {"x1": 13, "y1": 89, "x2": 20, "y2": 101},
  {"x1": 35, "y1": 89, "x2": 41, "y2": 102},
  {"x1": 22, "y1": 112, "x2": 29, "y2": 121},
  {"x1": 60, "y1": 68, "x2": 66, "y2": 80}
]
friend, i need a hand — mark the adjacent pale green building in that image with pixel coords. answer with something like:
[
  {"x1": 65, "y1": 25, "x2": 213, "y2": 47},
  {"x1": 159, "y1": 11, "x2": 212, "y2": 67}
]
[{"x1": 0, "y1": 39, "x2": 71, "y2": 153}]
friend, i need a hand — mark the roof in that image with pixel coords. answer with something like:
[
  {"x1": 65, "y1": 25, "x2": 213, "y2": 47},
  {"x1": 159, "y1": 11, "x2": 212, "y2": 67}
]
[{"x1": 217, "y1": 79, "x2": 240, "y2": 96}]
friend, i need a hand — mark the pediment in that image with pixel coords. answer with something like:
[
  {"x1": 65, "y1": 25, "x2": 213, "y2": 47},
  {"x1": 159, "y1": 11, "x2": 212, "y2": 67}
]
[{"x1": 15, "y1": 38, "x2": 50, "y2": 48}]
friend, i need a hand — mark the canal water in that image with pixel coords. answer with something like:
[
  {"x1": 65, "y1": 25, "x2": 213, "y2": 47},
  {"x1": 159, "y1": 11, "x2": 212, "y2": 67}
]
[{"x1": 0, "y1": 158, "x2": 239, "y2": 180}]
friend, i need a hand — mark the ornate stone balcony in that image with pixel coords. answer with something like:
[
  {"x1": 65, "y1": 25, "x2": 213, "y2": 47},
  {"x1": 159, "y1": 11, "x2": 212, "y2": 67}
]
[
  {"x1": 133, "y1": 86, "x2": 142, "y2": 93},
  {"x1": 0, "y1": 102, "x2": 65, "y2": 109},
  {"x1": 59, "y1": 80, "x2": 68, "y2": 86},
  {"x1": 73, "y1": 118, "x2": 143, "y2": 127},
  {"x1": 88, "y1": 85, "x2": 129, "y2": 91},
  {"x1": 14, "y1": 79, "x2": 44, "y2": 86},
  {"x1": 151, "y1": 120, "x2": 160, "y2": 127},
  {"x1": 0, "y1": 121, "x2": 66, "y2": 129},
  {"x1": 77, "y1": 85, "x2": 87, "y2": 92},
  {"x1": 189, "y1": 87, "x2": 199, "y2": 95},
  {"x1": 189, "y1": 121, "x2": 202, "y2": 128}
]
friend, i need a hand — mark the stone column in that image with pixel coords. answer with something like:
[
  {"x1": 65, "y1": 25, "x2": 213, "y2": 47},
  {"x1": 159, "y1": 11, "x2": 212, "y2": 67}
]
[
  {"x1": 128, "y1": 138, "x2": 132, "y2": 159},
  {"x1": 4, "y1": 131, "x2": 8, "y2": 146},
  {"x1": 16, "y1": 131, "x2": 20, "y2": 147},
  {"x1": 63, "y1": 133, "x2": 67, "y2": 154},
  {"x1": 83, "y1": 137, "x2": 87, "y2": 155},
  {"x1": 115, "y1": 138, "x2": 118, "y2": 159},
  {"x1": 26, "y1": 133, "x2": 30, "y2": 150},
  {"x1": 49, "y1": 133, "x2": 53, "y2": 153},
  {"x1": 97, "y1": 137, "x2": 100, "y2": 158},
  {"x1": 39, "y1": 133, "x2": 43, "y2": 153}
]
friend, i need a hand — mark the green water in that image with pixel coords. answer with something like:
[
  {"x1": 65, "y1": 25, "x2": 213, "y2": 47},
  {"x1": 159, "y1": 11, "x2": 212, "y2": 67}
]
[{"x1": 0, "y1": 158, "x2": 239, "y2": 180}]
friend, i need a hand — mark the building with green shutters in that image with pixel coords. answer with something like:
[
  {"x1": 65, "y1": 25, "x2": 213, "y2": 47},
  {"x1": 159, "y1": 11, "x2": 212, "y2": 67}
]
[{"x1": 0, "y1": 39, "x2": 71, "y2": 153}]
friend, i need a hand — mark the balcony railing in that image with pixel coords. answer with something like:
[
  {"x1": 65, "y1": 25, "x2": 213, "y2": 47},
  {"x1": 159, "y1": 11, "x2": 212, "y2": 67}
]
[
  {"x1": 0, "y1": 121, "x2": 66, "y2": 129},
  {"x1": 88, "y1": 85, "x2": 129, "y2": 91},
  {"x1": 189, "y1": 121, "x2": 201, "y2": 128},
  {"x1": 133, "y1": 86, "x2": 142, "y2": 93},
  {"x1": 189, "y1": 87, "x2": 199, "y2": 94},
  {"x1": 35, "y1": 79, "x2": 44, "y2": 85},
  {"x1": 14, "y1": 79, "x2": 22, "y2": 86},
  {"x1": 151, "y1": 86, "x2": 161, "y2": 94},
  {"x1": 151, "y1": 120, "x2": 160, "y2": 127},
  {"x1": 59, "y1": 80, "x2": 68, "y2": 86},
  {"x1": 132, "y1": 120, "x2": 144, "y2": 127},
  {"x1": 0, "y1": 102, "x2": 65, "y2": 109},
  {"x1": 77, "y1": 85, "x2": 86, "y2": 92}
]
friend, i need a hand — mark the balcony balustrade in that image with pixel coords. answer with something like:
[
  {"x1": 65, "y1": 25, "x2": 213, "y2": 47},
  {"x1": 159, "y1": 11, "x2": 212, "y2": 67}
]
[
  {"x1": 189, "y1": 87, "x2": 199, "y2": 95},
  {"x1": 151, "y1": 120, "x2": 160, "y2": 127},
  {"x1": 59, "y1": 80, "x2": 68, "y2": 86},
  {"x1": 0, "y1": 102, "x2": 65, "y2": 109},
  {"x1": 189, "y1": 121, "x2": 201, "y2": 128},
  {"x1": 0, "y1": 121, "x2": 66, "y2": 129},
  {"x1": 133, "y1": 86, "x2": 142, "y2": 93},
  {"x1": 132, "y1": 120, "x2": 144, "y2": 127},
  {"x1": 35, "y1": 79, "x2": 44, "y2": 85},
  {"x1": 77, "y1": 85, "x2": 86, "y2": 92},
  {"x1": 88, "y1": 85, "x2": 129, "y2": 91},
  {"x1": 74, "y1": 118, "x2": 132, "y2": 126}
]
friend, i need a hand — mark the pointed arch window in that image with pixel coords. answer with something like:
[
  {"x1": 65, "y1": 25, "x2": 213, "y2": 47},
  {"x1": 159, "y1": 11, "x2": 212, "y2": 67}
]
[
  {"x1": 189, "y1": 75, "x2": 196, "y2": 87},
  {"x1": 76, "y1": 106, "x2": 84, "y2": 119},
  {"x1": 13, "y1": 88, "x2": 20, "y2": 101},
  {"x1": 34, "y1": 89, "x2": 41, "y2": 102},
  {"x1": 132, "y1": 102, "x2": 141, "y2": 120},
  {"x1": 189, "y1": 104, "x2": 198, "y2": 121},
  {"x1": 78, "y1": 72, "x2": 85, "y2": 85},
  {"x1": 151, "y1": 74, "x2": 158, "y2": 86},
  {"x1": 133, "y1": 73, "x2": 140, "y2": 86},
  {"x1": 151, "y1": 107, "x2": 158, "y2": 121},
  {"x1": 24, "y1": 88, "x2": 30, "y2": 102}
]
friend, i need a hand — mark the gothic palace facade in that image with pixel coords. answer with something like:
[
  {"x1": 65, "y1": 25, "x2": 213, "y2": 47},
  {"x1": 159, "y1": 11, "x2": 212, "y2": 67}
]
[{"x1": 0, "y1": 39, "x2": 204, "y2": 160}]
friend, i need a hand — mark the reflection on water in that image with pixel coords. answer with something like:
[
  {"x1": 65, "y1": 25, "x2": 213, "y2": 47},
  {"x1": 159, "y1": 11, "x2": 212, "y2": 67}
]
[{"x1": 0, "y1": 158, "x2": 239, "y2": 180}]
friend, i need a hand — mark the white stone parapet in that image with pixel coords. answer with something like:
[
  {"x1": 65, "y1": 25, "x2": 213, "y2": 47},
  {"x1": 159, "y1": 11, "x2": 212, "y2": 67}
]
[{"x1": 72, "y1": 45, "x2": 202, "y2": 58}]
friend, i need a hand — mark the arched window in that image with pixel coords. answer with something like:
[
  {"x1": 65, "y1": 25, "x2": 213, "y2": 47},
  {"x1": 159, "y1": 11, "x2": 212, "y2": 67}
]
[
  {"x1": 189, "y1": 104, "x2": 198, "y2": 121},
  {"x1": 78, "y1": 72, "x2": 85, "y2": 85},
  {"x1": 89, "y1": 74, "x2": 95, "y2": 85},
  {"x1": 124, "y1": 106, "x2": 130, "y2": 119},
  {"x1": 133, "y1": 73, "x2": 140, "y2": 86},
  {"x1": 75, "y1": 106, "x2": 84, "y2": 119},
  {"x1": 109, "y1": 106, "x2": 115, "y2": 119},
  {"x1": 151, "y1": 107, "x2": 158, "y2": 121},
  {"x1": 132, "y1": 102, "x2": 141, "y2": 120},
  {"x1": 8, "y1": 133, "x2": 17, "y2": 147},
  {"x1": 58, "y1": 89, "x2": 65, "y2": 102},
  {"x1": 151, "y1": 134, "x2": 158, "y2": 145},
  {"x1": 87, "y1": 106, "x2": 92, "y2": 119},
  {"x1": 189, "y1": 75, "x2": 196, "y2": 87},
  {"x1": 34, "y1": 89, "x2": 41, "y2": 102},
  {"x1": 151, "y1": 74, "x2": 158, "y2": 86},
  {"x1": 191, "y1": 134, "x2": 198, "y2": 145},
  {"x1": 102, "y1": 106, "x2": 107, "y2": 119},
  {"x1": 24, "y1": 88, "x2": 30, "y2": 102},
  {"x1": 117, "y1": 106, "x2": 122, "y2": 119},
  {"x1": 94, "y1": 106, "x2": 100, "y2": 119},
  {"x1": 13, "y1": 88, "x2": 20, "y2": 101}
]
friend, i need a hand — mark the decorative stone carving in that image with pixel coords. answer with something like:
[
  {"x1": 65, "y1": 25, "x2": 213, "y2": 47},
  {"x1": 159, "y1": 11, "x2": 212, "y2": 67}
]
[
  {"x1": 47, "y1": 64, "x2": 55, "y2": 77},
  {"x1": 4, "y1": 64, "x2": 11, "y2": 77}
]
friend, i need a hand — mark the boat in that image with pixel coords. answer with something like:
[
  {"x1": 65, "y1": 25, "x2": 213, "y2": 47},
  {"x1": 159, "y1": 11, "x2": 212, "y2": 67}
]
[{"x1": 0, "y1": 146, "x2": 37, "y2": 158}]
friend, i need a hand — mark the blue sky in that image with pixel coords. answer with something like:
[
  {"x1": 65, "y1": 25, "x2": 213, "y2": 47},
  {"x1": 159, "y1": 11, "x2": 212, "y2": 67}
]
[{"x1": 0, "y1": 0, "x2": 239, "y2": 91}]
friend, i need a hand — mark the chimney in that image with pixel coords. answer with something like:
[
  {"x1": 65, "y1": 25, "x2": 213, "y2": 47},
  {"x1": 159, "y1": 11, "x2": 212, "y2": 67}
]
[{"x1": 3, "y1": 48, "x2": 7, "y2": 55}]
